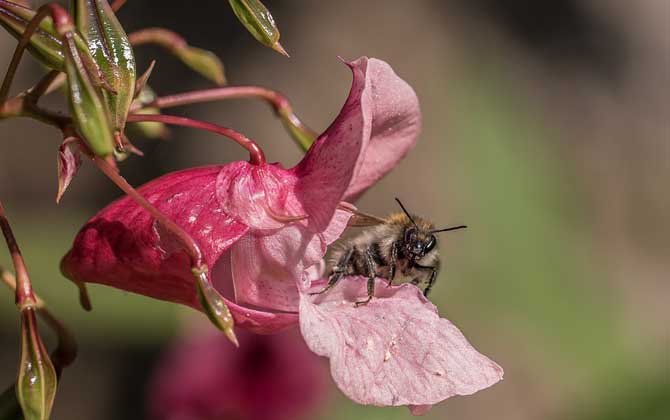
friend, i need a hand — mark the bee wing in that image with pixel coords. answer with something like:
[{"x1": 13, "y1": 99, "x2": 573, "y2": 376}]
[{"x1": 337, "y1": 203, "x2": 386, "y2": 227}]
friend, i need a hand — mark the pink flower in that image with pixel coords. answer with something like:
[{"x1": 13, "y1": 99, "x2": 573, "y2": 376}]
[
  {"x1": 147, "y1": 328, "x2": 328, "y2": 420},
  {"x1": 61, "y1": 56, "x2": 420, "y2": 333},
  {"x1": 62, "y1": 56, "x2": 502, "y2": 414}
]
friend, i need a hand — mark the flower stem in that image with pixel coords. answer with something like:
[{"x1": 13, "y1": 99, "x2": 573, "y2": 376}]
[
  {"x1": 27, "y1": 70, "x2": 62, "y2": 102},
  {"x1": 131, "y1": 86, "x2": 317, "y2": 150},
  {"x1": 127, "y1": 27, "x2": 187, "y2": 50},
  {"x1": 91, "y1": 155, "x2": 205, "y2": 268},
  {"x1": 1, "y1": 268, "x2": 77, "y2": 378},
  {"x1": 110, "y1": 0, "x2": 127, "y2": 12},
  {"x1": 126, "y1": 113, "x2": 266, "y2": 165},
  {"x1": 0, "y1": 201, "x2": 36, "y2": 308}
]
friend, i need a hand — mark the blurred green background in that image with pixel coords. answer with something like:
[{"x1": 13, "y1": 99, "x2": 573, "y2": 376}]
[{"x1": 1, "y1": 1, "x2": 668, "y2": 419}]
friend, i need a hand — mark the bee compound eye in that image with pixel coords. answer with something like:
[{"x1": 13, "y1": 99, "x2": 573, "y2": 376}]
[{"x1": 425, "y1": 235, "x2": 436, "y2": 252}]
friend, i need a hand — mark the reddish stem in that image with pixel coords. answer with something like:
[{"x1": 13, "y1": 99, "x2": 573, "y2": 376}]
[
  {"x1": 142, "y1": 86, "x2": 313, "y2": 130},
  {"x1": 0, "y1": 5, "x2": 51, "y2": 102},
  {"x1": 92, "y1": 155, "x2": 205, "y2": 269},
  {"x1": 126, "y1": 113, "x2": 266, "y2": 165},
  {"x1": 0, "y1": 202, "x2": 36, "y2": 307},
  {"x1": 127, "y1": 27, "x2": 187, "y2": 50},
  {"x1": 111, "y1": 0, "x2": 127, "y2": 12}
]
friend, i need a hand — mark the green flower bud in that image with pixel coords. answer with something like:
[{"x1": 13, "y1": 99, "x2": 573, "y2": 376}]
[
  {"x1": 62, "y1": 29, "x2": 115, "y2": 157},
  {"x1": 16, "y1": 308, "x2": 57, "y2": 420},
  {"x1": 194, "y1": 270, "x2": 238, "y2": 346},
  {"x1": 174, "y1": 46, "x2": 226, "y2": 86},
  {"x1": 129, "y1": 84, "x2": 169, "y2": 139},
  {"x1": 0, "y1": 0, "x2": 64, "y2": 70},
  {"x1": 73, "y1": 0, "x2": 136, "y2": 131},
  {"x1": 228, "y1": 0, "x2": 288, "y2": 56}
]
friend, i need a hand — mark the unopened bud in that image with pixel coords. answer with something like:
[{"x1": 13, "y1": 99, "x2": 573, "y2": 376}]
[
  {"x1": 62, "y1": 31, "x2": 115, "y2": 157},
  {"x1": 174, "y1": 46, "x2": 226, "y2": 86},
  {"x1": 194, "y1": 270, "x2": 238, "y2": 346},
  {"x1": 228, "y1": 0, "x2": 288, "y2": 56},
  {"x1": 16, "y1": 308, "x2": 57, "y2": 420},
  {"x1": 0, "y1": 0, "x2": 64, "y2": 70},
  {"x1": 74, "y1": 0, "x2": 136, "y2": 131}
]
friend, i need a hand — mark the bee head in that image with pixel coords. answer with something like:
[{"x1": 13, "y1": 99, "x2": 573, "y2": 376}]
[
  {"x1": 403, "y1": 226, "x2": 437, "y2": 260},
  {"x1": 395, "y1": 197, "x2": 467, "y2": 261}
]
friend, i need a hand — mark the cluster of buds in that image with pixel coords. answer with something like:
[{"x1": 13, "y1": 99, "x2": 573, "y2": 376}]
[{"x1": 0, "y1": 1, "x2": 503, "y2": 419}]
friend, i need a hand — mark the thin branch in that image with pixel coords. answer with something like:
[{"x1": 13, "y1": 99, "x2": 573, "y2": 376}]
[
  {"x1": 126, "y1": 113, "x2": 266, "y2": 165},
  {"x1": 92, "y1": 155, "x2": 205, "y2": 269},
  {"x1": 0, "y1": 5, "x2": 53, "y2": 102},
  {"x1": 110, "y1": 0, "x2": 127, "y2": 13},
  {"x1": 0, "y1": 201, "x2": 36, "y2": 307}
]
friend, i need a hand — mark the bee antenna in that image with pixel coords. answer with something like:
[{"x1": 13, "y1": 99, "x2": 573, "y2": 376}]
[
  {"x1": 431, "y1": 225, "x2": 468, "y2": 234},
  {"x1": 395, "y1": 197, "x2": 418, "y2": 228}
]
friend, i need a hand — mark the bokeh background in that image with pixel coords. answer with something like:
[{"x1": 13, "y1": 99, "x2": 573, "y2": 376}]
[{"x1": 1, "y1": 0, "x2": 668, "y2": 419}]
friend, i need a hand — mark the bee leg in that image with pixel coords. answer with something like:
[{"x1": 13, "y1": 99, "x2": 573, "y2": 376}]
[
  {"x1": 309, "y1": 248, "x2": 354, "y2": 296},
  {"x1": 355, "y1": 248, "x2": 377, "y2": 307},
  {"x1": 387, "y1": 241, "x2": 400, "y2": 287},
  {"x1": 413, "y1": 263, "x2": 438, "y2": 297}
]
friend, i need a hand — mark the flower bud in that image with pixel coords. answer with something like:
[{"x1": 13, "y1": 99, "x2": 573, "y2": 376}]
[
  {"x1": 194, "y1": 270, "x2": 238, "y2": 347},
  {"x1": 0, "y1": 0, "x2": 64, "y2": 70},
  {"x1": 16, "y1": 308, "x2": 57, "y2": 420},
  {"x1": 62, "y1": 29, "x2": 115, "y2": 157},
  {"x1": 73, "y1": 0, "x2": 136, "y2": 132},
  {"x1": 174, "y1": 45, "x2": 226, "y2": 86},
  {"x1": 228, "y1": 0, "x2": 288, "y2": 56},
  {"x1": 129, "y1": 84, "x2": 169, "y2": 139},
  {"x1": 128, "y1": 28, "x2": 226, "y2": 86}
]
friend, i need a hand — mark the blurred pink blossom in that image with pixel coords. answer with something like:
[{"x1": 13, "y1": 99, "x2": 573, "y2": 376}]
[{"x1": 148, "y1": 328, "x2": 328, "y2": 420}]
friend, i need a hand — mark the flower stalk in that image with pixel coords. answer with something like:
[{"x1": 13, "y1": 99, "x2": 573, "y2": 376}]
[
  {"x1": 126, "y1": 113, "x2": 265, "y2": 165},
  {"x1": 131, "y1": 86, "x2": 317, "y2": 151}
]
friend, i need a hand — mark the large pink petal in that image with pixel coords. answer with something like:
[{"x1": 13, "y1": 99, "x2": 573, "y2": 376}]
[
  {"x1": 292, "y1": 57, "x2": 420, "y2": 212},
  {"x1": 299, "y1": 277, "x2": 503, "y2": 413},
  {"x1": 291, "y1": 57, "x2": 370, "y2": 230},
  {"x1": 343, "y1": 58, "x2": 421, "y2": 201},
  {"x1": 61, "y1": 165, "x2": 298, "y2": 333}
]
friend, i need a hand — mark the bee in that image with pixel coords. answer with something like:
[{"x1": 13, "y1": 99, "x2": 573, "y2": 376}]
[{"x1": 311, "y1": 198, "x2": 467, "y2": 306}]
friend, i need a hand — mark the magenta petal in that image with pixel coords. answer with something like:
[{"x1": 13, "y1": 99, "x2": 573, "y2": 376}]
[
  {"x1": 343, "y1": 58, "x2": 421, "y2": 201},
  {"x1": 62, "y1": 167, "x2": 249, "y2": 305},
  {"x1": 299, "y1": 277, "x2": 503, "y2": 411}
]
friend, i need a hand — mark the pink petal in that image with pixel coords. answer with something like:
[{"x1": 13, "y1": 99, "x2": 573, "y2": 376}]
[
  {"x1": 291, "y1": 58, "x2": 370, "y2": 230},
  {"x1": 231, "y1": 208, "x2": 352, "y2": 312},
  {"x1": 216, "y1": 161, "x2": 297, "y2": 231},
  {"x1": 299, "y1": 277, "x2": 503, "y2": 412},
  {"x1": 292, "y1": 57, "x2": 420, "y2": 206},
  {"x1": 343, "y1": 58, "x2": 421, "y2": 201},
  {"x1": 56, "y1": 137, "x2": 83, "y2": 203},
  {"x1": 62, "y1": 165, "x2": 298, "y2": 333}
]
